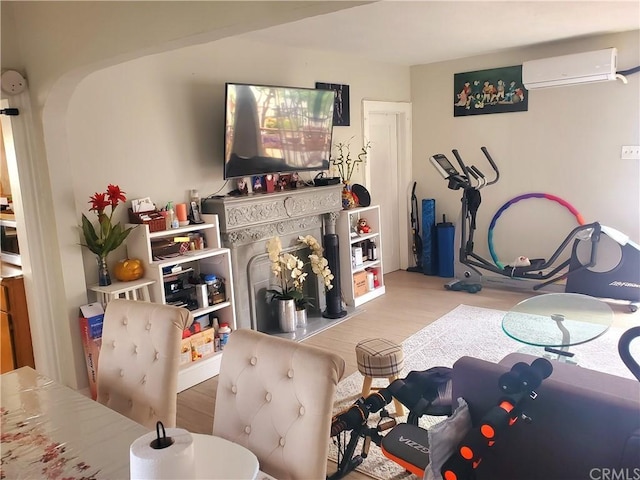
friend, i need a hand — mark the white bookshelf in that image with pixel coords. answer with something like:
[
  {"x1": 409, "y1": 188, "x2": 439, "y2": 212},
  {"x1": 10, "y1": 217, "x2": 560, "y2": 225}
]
[
  {"x1": 336, "y1": 205, "x2": 386, "y2": 307},
  {"x1": 126, "y1": 213, "x2": 236, "y2": 392}
]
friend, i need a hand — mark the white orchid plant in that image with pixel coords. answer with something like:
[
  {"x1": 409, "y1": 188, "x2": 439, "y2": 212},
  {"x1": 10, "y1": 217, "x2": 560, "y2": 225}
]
[{"x1": 266, "y1": 235, "x2": 334, "y2": 310}]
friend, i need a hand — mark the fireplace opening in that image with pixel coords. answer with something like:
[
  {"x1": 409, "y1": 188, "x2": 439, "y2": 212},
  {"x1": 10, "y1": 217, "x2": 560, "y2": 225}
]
[{"x1": 248, "y1": 244, "x2": 325, "y2": 334}]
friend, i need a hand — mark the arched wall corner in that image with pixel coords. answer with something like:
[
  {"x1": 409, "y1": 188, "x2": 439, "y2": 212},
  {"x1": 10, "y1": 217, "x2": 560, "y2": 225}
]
[{"x1": 38, "y1": 36, "x2": 244, "y2": 389}]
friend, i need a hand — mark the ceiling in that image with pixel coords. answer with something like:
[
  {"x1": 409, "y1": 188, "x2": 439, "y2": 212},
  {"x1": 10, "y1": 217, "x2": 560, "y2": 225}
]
[{"x1": 241, "y1": 1, "x2": 640, "y2": 66}]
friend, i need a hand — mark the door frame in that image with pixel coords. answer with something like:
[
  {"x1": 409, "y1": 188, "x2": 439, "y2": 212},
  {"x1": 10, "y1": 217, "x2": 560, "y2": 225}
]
[
  {"x1": 362, "y1": 100, "x2": 412, "y2": 271},
  {"x1": 1, "y1": 97, "x2": 63, "y2": 383}
]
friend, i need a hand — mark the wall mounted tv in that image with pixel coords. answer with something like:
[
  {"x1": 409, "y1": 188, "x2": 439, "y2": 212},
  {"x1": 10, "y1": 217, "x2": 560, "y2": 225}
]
[{"x1": 223, "y1": 83, "x2": 335, "y2": 179}]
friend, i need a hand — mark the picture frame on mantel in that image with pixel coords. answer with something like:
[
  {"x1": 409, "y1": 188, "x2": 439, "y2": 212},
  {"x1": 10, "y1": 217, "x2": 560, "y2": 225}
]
[
  {"x1": 316, "y1": 82, "x2": 350, "y2": 126},
  {"x1": 453, "y1": 65, "x2": 528, "y2": 117}
]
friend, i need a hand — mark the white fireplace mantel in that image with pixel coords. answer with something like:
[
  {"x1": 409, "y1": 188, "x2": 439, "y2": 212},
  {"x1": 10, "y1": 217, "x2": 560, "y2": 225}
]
[{"x1": 202, "y1": 184, "x2": 343, "y2": 331}]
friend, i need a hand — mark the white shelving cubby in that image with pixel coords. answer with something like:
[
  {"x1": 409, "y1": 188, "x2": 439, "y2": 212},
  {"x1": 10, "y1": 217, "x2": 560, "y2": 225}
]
[
  {"x1": 126, "y1": 213, "x2": 235, "y2": 392},
  {"x1": 336, "y1": 205, "x2": 386, "y2": 307}
]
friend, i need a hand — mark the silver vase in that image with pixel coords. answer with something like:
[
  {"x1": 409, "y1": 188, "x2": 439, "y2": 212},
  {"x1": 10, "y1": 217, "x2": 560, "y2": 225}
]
[
  {"x1": 278, "y1": 299, "x2": 296, "y2": 333},
  {"x1": 296, "y1": 308, "x2": 307, "y2": 328}
]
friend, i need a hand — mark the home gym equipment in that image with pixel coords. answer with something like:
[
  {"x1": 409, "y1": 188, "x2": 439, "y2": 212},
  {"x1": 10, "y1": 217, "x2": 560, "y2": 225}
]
[
  {"x1": 328, "y1": 367, "x2": 453, "y2": 480},
  {"x1": 407, "y1": 182, "x2": 423, "y2": 273},
  {"x1": 327, "y1": 358, "x2": 552, "y2": 480},
  {"x1": 422, "y1": 198, "x2": 437, "y2": 275},
  {"x1": 429, "y1": 147, "x2": 640, "y2": 309},
  {"x1": 488, "y1": 193, "x2": 585, "y2": 269},
  {"x1": 437, "y1": 214, "x2": 455, "y2": 277},
  {"x1": 437, "y1": 358, "x2": 552, "y2": 479}
]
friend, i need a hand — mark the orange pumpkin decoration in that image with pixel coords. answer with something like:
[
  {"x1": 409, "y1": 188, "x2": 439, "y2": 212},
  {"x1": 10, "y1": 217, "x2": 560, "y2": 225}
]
[{"x1": 114, "y1": 258, "x2": 144, "y2": 281}]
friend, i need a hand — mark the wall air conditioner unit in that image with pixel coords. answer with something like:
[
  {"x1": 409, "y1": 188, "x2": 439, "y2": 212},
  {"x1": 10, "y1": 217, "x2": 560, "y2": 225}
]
[{"x1": 522, "y1": 48, "x2": 617, "y2": 89}]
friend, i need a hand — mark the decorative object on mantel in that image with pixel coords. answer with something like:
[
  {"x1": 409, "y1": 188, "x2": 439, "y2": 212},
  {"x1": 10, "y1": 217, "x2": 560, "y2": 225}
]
[
  {"x1": 330, "y1": 139, "x2": 372, "y2": 210},
  {"x1": 315, "y1": 82, "x2": 350, "y2": 126},
  {"x1": 266, "y1": 235, "x2": 334, "y2": 332},
  {"x1": 351, "y1": 183, "x2": 371, "y2": 207},
  {"x1": 80, "y1": 184, "x2": 134, "y2": 286},
  {"x1": 295, "y1": 307, "x2": 307, "y2": 328}
]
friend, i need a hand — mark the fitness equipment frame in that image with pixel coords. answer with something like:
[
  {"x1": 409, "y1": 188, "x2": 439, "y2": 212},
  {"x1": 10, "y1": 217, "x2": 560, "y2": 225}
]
[
  {"x1": 327, "y1": 367, "x2": 453, "y2": 480},
  {"x1": 429, "y1": 148, "x2": 640, "y2": 308},
  {"x1": 327, "y1": 359, "x2": 552, "y2": 480}
]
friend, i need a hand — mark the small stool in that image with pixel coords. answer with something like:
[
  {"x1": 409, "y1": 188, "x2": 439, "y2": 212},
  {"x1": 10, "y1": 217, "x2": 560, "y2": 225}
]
[
  {"x1": 89, "y1": 278, "x2": 155, "y2": 307},
  {"x1": 356, "y1": 338, "x2": 405, "y2": 416}
]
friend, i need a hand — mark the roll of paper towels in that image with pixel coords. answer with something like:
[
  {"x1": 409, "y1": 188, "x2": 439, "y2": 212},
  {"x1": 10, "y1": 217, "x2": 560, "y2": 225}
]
[{"x1": 130, "y1": 428, "x2": 195, "y2": 480}]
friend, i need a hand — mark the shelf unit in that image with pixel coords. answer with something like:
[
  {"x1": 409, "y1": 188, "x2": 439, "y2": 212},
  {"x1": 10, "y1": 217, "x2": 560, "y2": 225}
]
[
  {"x1": 126, "y1": 213, "x2": 235, "y2": 392},
  {"x1": 336, "y1": 205, "x2": 386, "y2": 307}
]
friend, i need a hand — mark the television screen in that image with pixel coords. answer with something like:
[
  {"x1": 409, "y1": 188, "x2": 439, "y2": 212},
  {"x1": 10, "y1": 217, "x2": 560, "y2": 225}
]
[{"x1": 224, "y1": 83, "x2": 335, "y2": 179}]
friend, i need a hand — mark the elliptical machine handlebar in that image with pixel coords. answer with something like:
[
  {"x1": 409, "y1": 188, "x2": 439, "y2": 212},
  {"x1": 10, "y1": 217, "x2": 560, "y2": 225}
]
[
  {"x1": 480, "y1": 146, "x2": 500, "y2": 186},
  {"x1": 432, "y1": 147, "x2": 499, "y2": 192},
  {"x1": 451, "y1": 149, "x2": 473, "y2": 187},
  {"x1": 451, "y1": 147, "x2": 500, "y2": 189}
]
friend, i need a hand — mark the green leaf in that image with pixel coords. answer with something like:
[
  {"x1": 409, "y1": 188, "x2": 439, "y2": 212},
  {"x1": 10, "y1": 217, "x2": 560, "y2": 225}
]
[
  {"x1": 80, "y1": 214, "x2": 101, "y2": 255},
  {"x1": 80, "y1": 213, "x2": 135, "y2": 257}
]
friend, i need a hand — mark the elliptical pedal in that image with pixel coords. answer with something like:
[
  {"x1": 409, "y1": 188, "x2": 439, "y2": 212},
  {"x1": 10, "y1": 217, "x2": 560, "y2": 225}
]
[{"x1": 445, "y1": 280, "x2": 482, "y2": 293}]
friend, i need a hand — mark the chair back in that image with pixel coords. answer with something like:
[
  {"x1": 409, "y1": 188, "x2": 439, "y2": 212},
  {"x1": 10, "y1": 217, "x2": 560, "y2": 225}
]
[
  {"x1": 213, "y1": 328, "x2": 345, "y2": 480},
  {"x1": 96, "y1": 299, "x2": 192, "y2": 429}
]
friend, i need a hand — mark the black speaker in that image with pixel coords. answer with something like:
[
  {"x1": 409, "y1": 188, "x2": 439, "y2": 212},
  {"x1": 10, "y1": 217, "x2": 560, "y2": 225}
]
[{"x1": 323, "y1": 233, "x2": 347, "y2": 319}]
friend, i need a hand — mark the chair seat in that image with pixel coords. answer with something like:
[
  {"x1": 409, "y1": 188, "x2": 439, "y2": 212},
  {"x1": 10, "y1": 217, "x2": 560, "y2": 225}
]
[
  {"x1": 356, "y1": 338, "x2": 405, "y2": 377},
  {"x1": 356, "y1": 338, "x2": 405, "y2": 415}
]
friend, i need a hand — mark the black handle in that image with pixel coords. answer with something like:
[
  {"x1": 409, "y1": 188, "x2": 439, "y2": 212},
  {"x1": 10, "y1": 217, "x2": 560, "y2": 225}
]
[{"x1": 619, "y1": 326, "x2": 640, "y2": 382}]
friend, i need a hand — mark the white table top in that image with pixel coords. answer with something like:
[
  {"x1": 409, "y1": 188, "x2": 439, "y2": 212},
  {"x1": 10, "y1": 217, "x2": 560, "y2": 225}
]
[
  {"x1": 89, "y1": 278, "x2": 156, "y2": 294},
  {"x1": 0, "y1": 367, "x2": 259, "y2": 479}
]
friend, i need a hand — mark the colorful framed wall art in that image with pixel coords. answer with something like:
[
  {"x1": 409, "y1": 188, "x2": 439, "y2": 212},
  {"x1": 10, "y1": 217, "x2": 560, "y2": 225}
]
[{"x1": 454, "y1": 65, "x2": 528, "y2": 117}]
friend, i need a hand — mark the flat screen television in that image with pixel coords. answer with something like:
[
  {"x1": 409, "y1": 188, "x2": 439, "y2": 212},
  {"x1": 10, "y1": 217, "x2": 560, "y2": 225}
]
[{"x1": 223, "y1": 83, "x2": 335, "y2": 179}]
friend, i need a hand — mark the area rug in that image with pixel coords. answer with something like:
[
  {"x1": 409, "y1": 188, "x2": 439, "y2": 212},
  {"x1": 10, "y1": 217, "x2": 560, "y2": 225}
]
[{"x1": 327, "y1": 304, "x2": 638, "y2": 480}]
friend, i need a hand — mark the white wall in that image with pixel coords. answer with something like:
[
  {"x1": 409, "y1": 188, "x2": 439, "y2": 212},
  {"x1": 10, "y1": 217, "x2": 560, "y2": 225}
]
[
  {"x1": 4, "y1": 0, "x2": 638, "y2": 390},
  {"x1": 0, "y1": 0, "x2": 371, "y2": 389},
  {"x1": 63, "y1": 37, "x2": 410, "y2": 389},
  {"x1": 411, "y1": 31, "x2": 640, "y2": 266},
  {"x1": 68, "y1": 37, "x2": 409, "y2": 211}
]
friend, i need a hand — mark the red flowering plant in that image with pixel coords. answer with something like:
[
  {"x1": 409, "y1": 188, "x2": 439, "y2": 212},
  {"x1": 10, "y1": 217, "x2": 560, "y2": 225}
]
[{"x1": 80, "y1": 184, "x2": 134, "y2": 260}]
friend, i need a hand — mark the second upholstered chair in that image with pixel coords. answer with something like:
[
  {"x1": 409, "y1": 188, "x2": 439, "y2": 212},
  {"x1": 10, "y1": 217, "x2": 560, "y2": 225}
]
[
  {"x1": 213, "y1": 328, "x2": 346, "y2": 480},
  {"x1": 96, "y1": 299, "x2": 192, "y2": 430}
]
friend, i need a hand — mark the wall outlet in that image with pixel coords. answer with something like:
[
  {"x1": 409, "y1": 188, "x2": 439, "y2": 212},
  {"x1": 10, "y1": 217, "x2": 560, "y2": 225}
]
[{"x1": 620, "y1": 145, "x2": 640, "y2": 160}]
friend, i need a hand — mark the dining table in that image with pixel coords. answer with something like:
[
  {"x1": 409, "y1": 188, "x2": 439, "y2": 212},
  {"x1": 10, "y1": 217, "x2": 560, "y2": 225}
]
[{"x1": 1, "y1": 367, "x2": 260, "y2": 479}]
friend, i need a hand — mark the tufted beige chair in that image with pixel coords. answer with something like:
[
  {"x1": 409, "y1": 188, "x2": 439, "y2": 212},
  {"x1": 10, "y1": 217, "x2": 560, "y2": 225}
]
[
  {"x1": 213, "y1": 328, "x2": 345, "y2": 480},
  {"x1": 96, "y1": 299, "x2": 192, "y2": 430}
]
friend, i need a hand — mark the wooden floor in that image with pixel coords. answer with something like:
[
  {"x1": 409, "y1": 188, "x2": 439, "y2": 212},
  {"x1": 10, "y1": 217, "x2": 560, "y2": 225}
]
[{"x1": 176, "y1": 270, "x2": 638, "y2": 479}]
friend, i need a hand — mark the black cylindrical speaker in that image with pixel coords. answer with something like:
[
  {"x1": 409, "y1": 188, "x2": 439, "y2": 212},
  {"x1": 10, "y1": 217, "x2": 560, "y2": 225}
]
[{"x1": 323, "y1": 233, "x2": 346, "y2": 319}]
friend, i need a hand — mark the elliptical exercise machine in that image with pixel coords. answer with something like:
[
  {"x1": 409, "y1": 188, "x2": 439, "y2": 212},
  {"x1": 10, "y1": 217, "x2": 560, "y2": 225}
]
[{"x1": 429, "y1": 147, "x2": 640, "y2": 310}]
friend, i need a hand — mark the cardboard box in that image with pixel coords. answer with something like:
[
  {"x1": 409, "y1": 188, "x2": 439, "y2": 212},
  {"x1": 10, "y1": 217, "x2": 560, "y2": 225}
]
[
  {"x1": 353, "y1": 271, "x2": 368, "y2": 297},
  {"x1": 79, "y1": 303, "x2": 104, "y2": 400},
  {"x1": 180, "y1": 328, "x2": 216, "y2": 365},
  {"x1": 179, "y1": 336, "x2": 192, "y2": 365},
  {"x1": 192, "y1": 328, "x2": 215, "y2": 357}
]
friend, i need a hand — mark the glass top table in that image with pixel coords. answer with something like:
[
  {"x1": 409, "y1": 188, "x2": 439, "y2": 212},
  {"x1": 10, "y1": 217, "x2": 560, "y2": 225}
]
[{"x1": 502, "y1": 293, "x2": 613, "y2": 360}]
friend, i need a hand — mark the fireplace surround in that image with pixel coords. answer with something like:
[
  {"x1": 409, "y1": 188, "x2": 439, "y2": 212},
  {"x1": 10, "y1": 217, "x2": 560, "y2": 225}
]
[{"x1": 202, "y1": 184, "x2": 343, "y2": 336}]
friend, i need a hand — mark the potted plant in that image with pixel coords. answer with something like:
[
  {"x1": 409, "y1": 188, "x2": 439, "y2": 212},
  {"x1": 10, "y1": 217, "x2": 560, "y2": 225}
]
[
  {"x1": 330, "y1": 138, "x2": 372, "y2": 209},
  {"x1": 266, "y1": 235, "x2": 334, "y2": 332},
  {"x1": 80, "y1": 184, "x2": 134, "y2": 286}
]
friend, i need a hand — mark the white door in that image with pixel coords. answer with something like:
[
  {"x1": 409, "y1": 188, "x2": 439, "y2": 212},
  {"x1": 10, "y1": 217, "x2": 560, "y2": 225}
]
[{"x1": 363, "y1": 101, "x2": 412, "y2": 273}]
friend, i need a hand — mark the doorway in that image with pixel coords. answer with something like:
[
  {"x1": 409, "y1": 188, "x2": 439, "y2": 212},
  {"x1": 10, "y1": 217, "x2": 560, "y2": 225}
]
[
  {"x1": 362, "y1": 101, "x2": 412, "y2": 273},
  {"x1": 1, "y1": 99, "x2": 36, "y2": 372}
]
